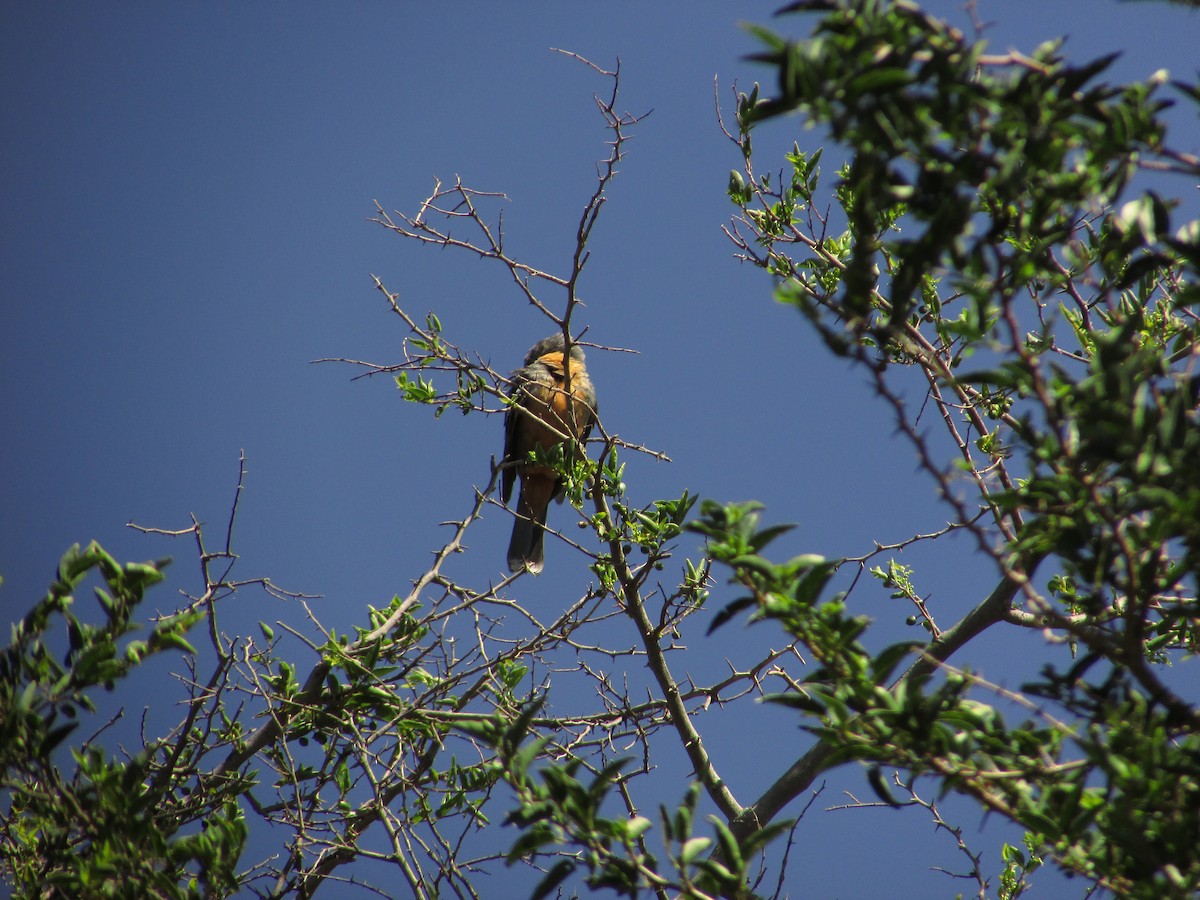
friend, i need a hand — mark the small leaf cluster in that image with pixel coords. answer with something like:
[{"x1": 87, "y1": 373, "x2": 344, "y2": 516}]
[
  {"x1": 0, "y1": 543, "x2": 246, "y2": 898},
  {"x1": 392, "y1": 313, "x2": 491, "y2": 417},
  {"x1": 689, "y1": 498, "x2": 1200, "y2": 896}
]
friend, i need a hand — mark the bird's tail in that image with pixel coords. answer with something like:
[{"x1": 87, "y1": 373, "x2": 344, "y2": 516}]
[{"x1": 508, "y1": 479, "x2": 553, "y2": 575}]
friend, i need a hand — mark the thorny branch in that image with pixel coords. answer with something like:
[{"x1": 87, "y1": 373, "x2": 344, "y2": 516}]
[{"x1": 100, "y1": 51, "x2": 811, "y2": 899}]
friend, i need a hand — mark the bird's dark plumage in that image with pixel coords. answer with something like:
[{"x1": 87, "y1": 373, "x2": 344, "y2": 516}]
[{"x1": 502, "y1": 334, "x2": 597, "y2": 574}]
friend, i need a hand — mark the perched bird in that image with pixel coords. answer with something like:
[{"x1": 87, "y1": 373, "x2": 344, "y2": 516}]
[{"x1": 502, "y1": 333, "x2": 598, "y2": 574}]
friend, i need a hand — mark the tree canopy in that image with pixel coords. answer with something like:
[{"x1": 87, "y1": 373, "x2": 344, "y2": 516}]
[{"x1": 3, "y1": 1, "x2": 1199, "y2": 897}]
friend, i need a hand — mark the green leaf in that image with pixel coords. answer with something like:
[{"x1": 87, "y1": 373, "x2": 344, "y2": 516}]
[
  {"x1": 867, "y1": 767, "x2": 903, "y2": 808},
  {"x1": 680, "y1": 836, "x2": 712, "y2": 864},
  {"x1": 711, "y1": 817, "x2": 744, "y2": 872},
  {"x1": 706, "y1": 597, "x2": 757, "y2": 634},
  {"x1": 531, "y1": 859, "x2": 576, "y2": 899},
  {"x1": 848, "y1": 67, "x2": 916, "y2": 95},
  {"x1": 869, "y1": 641, "x2": 922, "y2": 684},
  {"x1": 626, "y1": 815, "x2": 652, "y2": 841}
]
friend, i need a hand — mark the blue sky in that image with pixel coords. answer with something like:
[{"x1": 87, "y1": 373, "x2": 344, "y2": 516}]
[{"x1": 3, "y1": 2, "x2": 1199, "y2": 897}]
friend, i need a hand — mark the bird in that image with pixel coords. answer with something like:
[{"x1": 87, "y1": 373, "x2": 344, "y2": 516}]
[{"x1": 502, "y1": 333, "x2": 598, "y2": 574}]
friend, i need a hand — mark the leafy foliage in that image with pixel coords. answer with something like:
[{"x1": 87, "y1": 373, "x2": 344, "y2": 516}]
[
  {"x1": 0, "y1": 543, "x2": 246, "y2": 898},
  {"x1": 714, "y1": 0, "x2": 1200, "y2": 895},
  {"x1": 4, "y1": 3, "x2": 1200, "y2": 898}
]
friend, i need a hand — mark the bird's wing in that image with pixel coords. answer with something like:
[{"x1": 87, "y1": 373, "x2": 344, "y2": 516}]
[{"x1": 501, "y1": 376, "x2": 522, "y2": 505}]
